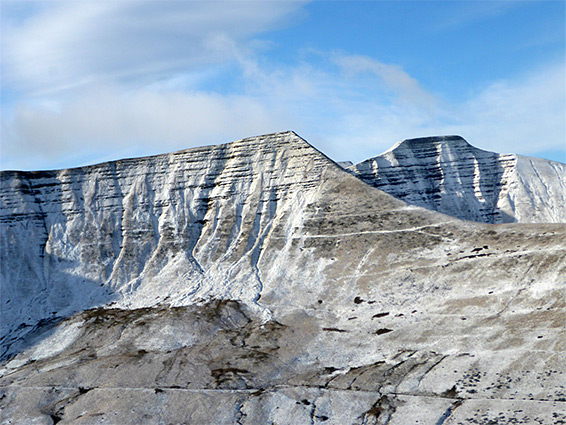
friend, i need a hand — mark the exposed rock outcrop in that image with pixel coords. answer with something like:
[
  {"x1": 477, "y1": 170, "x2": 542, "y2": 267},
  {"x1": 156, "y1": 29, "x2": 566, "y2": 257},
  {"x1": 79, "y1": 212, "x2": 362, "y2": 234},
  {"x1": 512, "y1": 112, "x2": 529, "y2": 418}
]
[
  {"x1": 348, "y1": 135, "x2": 566, "y2": 223},
  {"x1": 0, "y1": 132, "x2": 335, "y2": 340}
]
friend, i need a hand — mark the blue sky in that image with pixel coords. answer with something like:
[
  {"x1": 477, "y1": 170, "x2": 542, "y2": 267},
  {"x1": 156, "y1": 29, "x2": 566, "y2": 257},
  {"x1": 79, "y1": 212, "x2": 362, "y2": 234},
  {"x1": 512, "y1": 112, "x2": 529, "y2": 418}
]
[{"x1": 1, "y1": 0, "x2": 564, "y2": 170}]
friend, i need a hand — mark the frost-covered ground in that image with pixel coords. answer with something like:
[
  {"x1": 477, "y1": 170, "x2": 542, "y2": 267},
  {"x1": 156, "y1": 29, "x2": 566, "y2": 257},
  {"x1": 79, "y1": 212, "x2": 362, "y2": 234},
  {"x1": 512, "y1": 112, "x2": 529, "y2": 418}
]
[{"x1": 1, "y1": 132, "x2": 565, "y2": 424}]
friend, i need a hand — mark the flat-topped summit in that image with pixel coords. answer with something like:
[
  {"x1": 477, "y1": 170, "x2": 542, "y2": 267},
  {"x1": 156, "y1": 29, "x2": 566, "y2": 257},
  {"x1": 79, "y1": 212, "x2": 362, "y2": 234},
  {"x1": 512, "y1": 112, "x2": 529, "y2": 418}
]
[
  {"x1": 350, "y1": 135, "x2": 566, "y2": 223},
  {"x1": 393, "y1": 134, "x2": 466, "y2": 145},
  {"x1": 407, "y1": 135, "x2": 465, "y2": 142},
  {"x1": 383, "y1": 135, "x2": 470, "y2": 154}
]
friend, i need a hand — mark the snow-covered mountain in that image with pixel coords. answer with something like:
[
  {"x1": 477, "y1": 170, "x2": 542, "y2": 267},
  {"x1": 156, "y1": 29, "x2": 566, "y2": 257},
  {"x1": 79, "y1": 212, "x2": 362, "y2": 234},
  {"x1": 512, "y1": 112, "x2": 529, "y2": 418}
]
[
  {"x1": 1, "y1": 132, "x2": 565, "y2": 424},
  {"x1": 0, "y1": 131, "x2": 334, "y2": 340},
  {"x1": 348, "y1": 135, "x2": 566, "y2": 223}
]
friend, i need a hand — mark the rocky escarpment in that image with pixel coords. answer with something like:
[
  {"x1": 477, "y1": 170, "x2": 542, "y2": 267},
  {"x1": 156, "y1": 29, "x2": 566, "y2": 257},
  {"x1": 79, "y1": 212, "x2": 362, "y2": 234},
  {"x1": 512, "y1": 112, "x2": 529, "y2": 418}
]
[
  {"x1": 1, "y1": 132, "x2": 565, "y2": 424},
  {"x1": 0, "y1": 131, "x2": 335, "y2": 341},
  {"x1": 349, "y1": 135, "x2": 566, "y2": 223}
]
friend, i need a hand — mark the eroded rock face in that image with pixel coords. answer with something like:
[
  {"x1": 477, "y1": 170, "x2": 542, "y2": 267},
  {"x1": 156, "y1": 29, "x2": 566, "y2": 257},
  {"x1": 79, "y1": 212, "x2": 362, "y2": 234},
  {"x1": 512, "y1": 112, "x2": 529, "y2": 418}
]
[
  {"x1": 1, "y1": 132, "x2": 565, "y2": 424},
  {"x1": 0, "y1": 131, "x2": 334, "y2": 340},
  {"x1": 348, "y1": 135, "x2": 566, "y2": 224}
]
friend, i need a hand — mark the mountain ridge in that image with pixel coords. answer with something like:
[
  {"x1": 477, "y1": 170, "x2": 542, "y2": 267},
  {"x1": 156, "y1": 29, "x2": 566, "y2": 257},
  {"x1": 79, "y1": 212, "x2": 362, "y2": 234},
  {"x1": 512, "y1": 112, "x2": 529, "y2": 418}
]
[
  {"x1": 0, "y1": 131, "x2": 363, "y2": 343},
  {"x1": 1, "y1": 131, "x2": 565, "y2": 424},
  {"x1": 0, "y1": 131, "x2": 307, "y2": 173},
  {"x1": 348, "y1": 135, "x2": 566, "y2": 223}
]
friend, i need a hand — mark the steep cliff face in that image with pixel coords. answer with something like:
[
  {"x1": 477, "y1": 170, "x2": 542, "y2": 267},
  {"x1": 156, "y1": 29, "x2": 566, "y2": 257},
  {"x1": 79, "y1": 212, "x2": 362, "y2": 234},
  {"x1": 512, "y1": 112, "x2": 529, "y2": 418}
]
[
  {"x1": 0, "y1": 131, "x2": 337, "y2": 340},
  {"x1": 349, "y1": 135, "x2": 566, "y2": 223},
  {"x1": 1, "y1": 132, "x2": 565, "y2": 424}
]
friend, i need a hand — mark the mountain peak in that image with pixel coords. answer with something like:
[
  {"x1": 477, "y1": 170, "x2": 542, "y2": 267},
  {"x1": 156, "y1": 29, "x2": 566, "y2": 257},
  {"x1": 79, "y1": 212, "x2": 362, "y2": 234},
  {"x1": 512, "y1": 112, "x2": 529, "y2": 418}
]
[
  {"x1": 385, "y1": 135, "x2": 469, "y2": 154},
  {"x1": 0, "y1": 129, "x2": 348, "y2": 340},
  {"x1": 350, "y1": 135, "x2": 566, "y2": 223},
  {"x1": 401, "y1": 134, "x2": 466, "y2": 144}
]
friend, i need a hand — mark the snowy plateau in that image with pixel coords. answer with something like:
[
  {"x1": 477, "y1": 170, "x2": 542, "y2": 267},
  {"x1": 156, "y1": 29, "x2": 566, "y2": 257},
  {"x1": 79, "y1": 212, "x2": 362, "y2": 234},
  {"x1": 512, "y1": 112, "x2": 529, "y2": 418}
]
[{"x1": 0, "y1": 131, "x2": 565, "y2": 424}]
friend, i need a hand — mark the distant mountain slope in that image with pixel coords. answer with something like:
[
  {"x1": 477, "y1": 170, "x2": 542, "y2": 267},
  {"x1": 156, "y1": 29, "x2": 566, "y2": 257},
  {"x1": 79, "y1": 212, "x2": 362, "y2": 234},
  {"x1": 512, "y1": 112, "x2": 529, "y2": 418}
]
[
  {"x1": 348, "y1": 135, "x2": 566, "y2": 223},
  {"x1": 1, "y1": 132, "x2": 565, "y2": 424}
]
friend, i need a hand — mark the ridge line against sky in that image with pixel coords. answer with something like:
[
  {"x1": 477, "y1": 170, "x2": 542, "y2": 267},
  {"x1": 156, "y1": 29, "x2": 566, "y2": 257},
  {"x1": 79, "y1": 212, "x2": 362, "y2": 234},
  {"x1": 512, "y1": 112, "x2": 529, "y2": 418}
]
[{"x1": 1, "y1": 0, "x2": 564, "y2": 171}]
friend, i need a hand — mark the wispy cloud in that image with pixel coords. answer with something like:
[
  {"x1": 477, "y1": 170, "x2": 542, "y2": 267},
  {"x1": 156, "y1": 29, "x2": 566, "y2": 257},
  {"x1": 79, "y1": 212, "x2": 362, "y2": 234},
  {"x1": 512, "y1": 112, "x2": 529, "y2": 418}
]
[
  {"x1": 333, "y1": 54, "x2": 439, "y2": 110},
  {"x1": 1, "y1": 0, "x2": 307, "y2": 95},
  {"x1": 432, "y1": 1, "x2": 521, "y2": 32},
  {"x1": 449, "y1": 61, "x2": 566, "y2": 156},
  {"x1": 318, "y1": 57, "x2": 566, "y2": 162}
]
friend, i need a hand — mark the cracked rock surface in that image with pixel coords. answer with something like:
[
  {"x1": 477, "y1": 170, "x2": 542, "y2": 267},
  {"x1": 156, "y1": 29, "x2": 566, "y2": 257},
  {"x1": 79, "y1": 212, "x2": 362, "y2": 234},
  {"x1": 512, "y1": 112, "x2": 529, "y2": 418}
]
[{"x1": 1, "y1": 132, "x2": 565, "y2": 424}]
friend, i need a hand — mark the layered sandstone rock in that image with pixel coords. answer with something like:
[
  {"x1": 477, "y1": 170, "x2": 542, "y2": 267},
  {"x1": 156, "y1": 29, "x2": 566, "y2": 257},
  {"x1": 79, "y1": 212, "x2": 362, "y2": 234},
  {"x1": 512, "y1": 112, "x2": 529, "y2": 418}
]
[{"x1": 348, "y1": 135, "x2": 566, "y2": 223}]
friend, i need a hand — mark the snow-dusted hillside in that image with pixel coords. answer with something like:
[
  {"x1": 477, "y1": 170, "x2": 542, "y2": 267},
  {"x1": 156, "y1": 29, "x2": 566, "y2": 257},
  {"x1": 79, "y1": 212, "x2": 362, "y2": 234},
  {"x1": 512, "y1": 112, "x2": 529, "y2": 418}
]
[
  {"x1": 1, "y1": 132, "x2": 565, "y2": 424},
  {"x1": 0, "y1": 132, "x2": 337, "y2": 340},
  {"x1": 349, "y1": 135, "x2": 566, "y2": 223}
]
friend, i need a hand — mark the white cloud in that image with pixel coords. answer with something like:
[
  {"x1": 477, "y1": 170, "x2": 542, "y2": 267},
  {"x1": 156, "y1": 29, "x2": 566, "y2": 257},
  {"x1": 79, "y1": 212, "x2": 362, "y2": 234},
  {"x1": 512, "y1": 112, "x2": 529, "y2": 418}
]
[
  {"x1": 1, "y1": 85, "x2": 294, "y2": 170},
  {"x1": 1, "y1": 0, "x2": 307, "y2": 94},
  {"x1": 2, "y1": 53, "x2": 564, "y2": 170},
  {"x1": 0, "y1": 0, "x2": 309, "y2": 169},
  {"x1": 451, "y1": 62, "x2": 566, "y2": 156}
]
